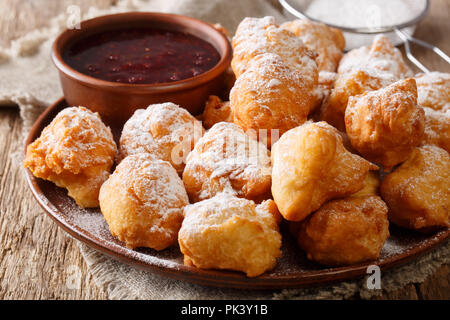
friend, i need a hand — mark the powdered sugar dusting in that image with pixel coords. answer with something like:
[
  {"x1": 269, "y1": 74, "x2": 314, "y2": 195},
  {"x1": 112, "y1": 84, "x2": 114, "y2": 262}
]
[
  {"x1": 352, "y1": 79, "x2": 422, "y2": 132},
  {"x1": 118, "y1": 102, "x2": 203, "y2": 173},
  {"x1": 183, "y1": 122, "x2": 271, "y2": 201},
  {"x1": 34, "y1": 172, "x2": 448, "y2": 276},
  {"x1": 280, "y1": 19, "x2": 345, "y2": 73},
  {"x1": 338, "y1": 35, "x2": 413, "y2": 86},
  {"x1": 231, "y1": 16, "x2": 318, "y2": 81},
  {"x1": 305, "y1": 0, "x2": 425, "y2": 29},
  {"x1": 415, "y1": 72, "x2": 450, "y2": 111},
  {"x1": 232, "y1": 52, "x2": 311, "y2": 109},
  {"x1": 108, "y1": 155, "x2": 188, "y2": 226}
]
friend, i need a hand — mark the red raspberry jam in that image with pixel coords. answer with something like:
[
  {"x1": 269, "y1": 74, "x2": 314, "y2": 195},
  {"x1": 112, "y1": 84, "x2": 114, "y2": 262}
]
[{"x1": 63, "y1": 28, "x2": 221, "y2": 84}]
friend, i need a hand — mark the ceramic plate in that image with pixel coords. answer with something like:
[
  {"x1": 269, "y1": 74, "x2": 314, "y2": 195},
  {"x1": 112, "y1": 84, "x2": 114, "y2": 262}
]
[{"x1": 24, "y1": 98, "x2": 449, "y2": 289}]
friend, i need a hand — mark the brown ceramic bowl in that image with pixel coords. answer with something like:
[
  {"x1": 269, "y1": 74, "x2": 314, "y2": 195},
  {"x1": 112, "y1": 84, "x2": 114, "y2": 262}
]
[{"x1": 52, "y1": 12, "x2": 232, "y2": 127}]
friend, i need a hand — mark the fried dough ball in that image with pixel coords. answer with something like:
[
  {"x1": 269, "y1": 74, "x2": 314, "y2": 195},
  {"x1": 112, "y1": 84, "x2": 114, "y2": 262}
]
[
  {"x1": 231, "y1": 16, "x2": 317, "y2": 79},
  {"x1": 380, "y1": 145, "x2": 450, "y2": 231},
  {"x1": 202, "y1": 95, "x2": 233, "y2": 129},
  {"x1": 345, "y1": 79, "x2": 425, "y2": 171},
  {"x1": 99, "y1": 154, "x2": 189, "y2": 250},
  {"x1": 421, "y1": 107, "x2": 450, "y2": 152},
  {"x1": 230, "y1": 53, "x2": 317, "y2": 146},
  {"x1": 224, "y1": 66, "x2": 237, "y2": 95},
  {"x1": 320, "y1": 35, "x2": 413, "y2": 131},
  {"x1": 178, "y1": 193, "x2": 282, "y2": 277},
  {"x1": 182, "y1": 122, "x2": 271, "y2": 203},
  {"x1": 415, "y1": 72, "x2": 450, "y2": 111},
  {"x1": 271, "y1": 121, "x2": 378, "y2": 222},
  {"x1": 257, "y1": 197, "x2": 283, "y2": 225},
  {"x1": 210, "y1": 26, "x2": 237, "y2": 91},
  {"x1": 118, "y1": 103, "x2": 204, "y2": 174},
  {"x1": 289, "y1": 170, "x2": 380, "y2": 239},
  {"x1": 336, "y1": 129, "x2": 357, "y2": 153},
  {"x1": 24, "y1": 107, "x2": 116, "y2": 208},
  {"x1": 280, "y1": 19, "x2": 345, "y2": 73},
  {"x1": 212, "y1": 23, "x2": 231, "y2": 39},
  {"x1": 351, "y1": 171, "x2": 381, "y2": 198},
  {"x1": 297, "y1": 195, "x2": 389, "y2": 266},
  {"x1": 320, "y1": 70, "x2": 394, "y2": 131}
]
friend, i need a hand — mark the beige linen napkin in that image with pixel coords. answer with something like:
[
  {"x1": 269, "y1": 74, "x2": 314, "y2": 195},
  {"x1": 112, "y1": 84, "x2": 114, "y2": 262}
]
[{"x1": 2, "y1": 0, "x2": 448, "y2": 299}]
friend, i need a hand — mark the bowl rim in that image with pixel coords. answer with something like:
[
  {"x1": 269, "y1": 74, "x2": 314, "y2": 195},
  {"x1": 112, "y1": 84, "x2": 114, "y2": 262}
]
[{"x1": 52, "y1": 12, "x2": 232, "y2": 92}]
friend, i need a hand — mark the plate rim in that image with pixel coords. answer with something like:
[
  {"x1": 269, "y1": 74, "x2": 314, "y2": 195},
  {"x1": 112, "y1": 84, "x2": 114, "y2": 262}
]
[{"x1": 24, "y1": 97, "x2": 450, "y2": 290}]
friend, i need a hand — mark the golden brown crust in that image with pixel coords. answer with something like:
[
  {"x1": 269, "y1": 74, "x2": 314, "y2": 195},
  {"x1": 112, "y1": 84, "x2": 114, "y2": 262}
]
[
  {"x1": 202, "y1": 95, "x2": 233, "y2": 129},
  {"x1": 345, "y1": 79, "x2": 425, "y2": 171},
  {"x1": 280, "y1": 19, "x2": 345, "y2": 73},
  {"x1": 319, "y1": 69, "x2": 393, "y2": 131},
  {"x1": 421, "y1": 107, "x2": 450, "y2": 153},
  {"x1": 256, "y1": 199, "x2": 283, "y2": 225},
  {"x1": 380, "y1": 145, "x2": 450, "y2": 231},
  {"x1": 99, "y1": 154, "x2": 189, "y2": 250},
  {"x1": 24, "y1": 107, "x2": 116, "y2": 208},
  {"x1": 336, "y1": 129, "x2": 357, "y2": 153},
  {"x1": 271, "y1": 121, "x2": 378, "y2": 222},
  {"x1": 230, "y1": 53, "x2": 317, "y2": 146},
  {"x1": 212, "y1": 23, "x2": 231, "y2": 39},
  {"x1": 297, "y1": 195, "x2": 389, "y2": 266},
  {"x1": 231, "y1": 16, "x2": 317, "y2": 78},
  {"x1": 178, "y1": 194, "x2": 282, "y2": 277},
  {"x1": 182, "y1": 122, "x2": 272, "y2": 203},
  {"x1": 289, "y1": 170, "x2": 380, "y2": 239},
  {"x1": 315, "y1": 71, "x2": 338, "y2": 113},
  {"x1": 320, "y1": 35, "x2": 412, "y2": 131},
  {"x1": 118, "y1": 102, "x2": 204, "y2": 174},
  {"x1": 415, "y1": 72, "x2": 450, "y2": 111}
]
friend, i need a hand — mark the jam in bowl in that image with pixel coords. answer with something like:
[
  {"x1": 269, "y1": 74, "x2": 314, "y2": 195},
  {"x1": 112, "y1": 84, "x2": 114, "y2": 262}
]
[
  {"x1": 63, "y1": 28, "x2": 221, "y2": 85},
  {"x1": 52, "y1": 12, "x2": 232, "y2": 127}
]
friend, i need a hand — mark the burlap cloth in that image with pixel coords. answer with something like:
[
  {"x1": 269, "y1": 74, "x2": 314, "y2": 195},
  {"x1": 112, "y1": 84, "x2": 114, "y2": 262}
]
[{"x1": 2, "y1": 0, "x2": 448, "y2": 299}]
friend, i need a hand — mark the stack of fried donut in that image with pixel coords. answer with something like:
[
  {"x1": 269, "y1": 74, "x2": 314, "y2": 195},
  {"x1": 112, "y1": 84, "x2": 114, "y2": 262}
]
[{"x1": 25, "y1": 17, "x2": 449, "y2": 277}]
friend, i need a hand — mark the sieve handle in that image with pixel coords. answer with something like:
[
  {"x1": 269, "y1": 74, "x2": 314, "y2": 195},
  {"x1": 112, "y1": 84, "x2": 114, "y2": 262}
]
[{"x1": 395, "y1": 28, "x2": 450, "y2": 73}]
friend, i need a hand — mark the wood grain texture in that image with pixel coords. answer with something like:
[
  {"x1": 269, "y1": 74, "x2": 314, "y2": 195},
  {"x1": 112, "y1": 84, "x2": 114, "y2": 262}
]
[
  {"x1": 0, "y1": 108, "x2": 107, "y2": 299},
  {"x1": 0, "y1": 0, "x2": 448, "y2": 300}
]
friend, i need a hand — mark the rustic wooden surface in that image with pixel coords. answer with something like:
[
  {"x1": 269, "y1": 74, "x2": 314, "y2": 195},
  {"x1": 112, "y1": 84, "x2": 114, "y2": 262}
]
[{"x1": 0, "y1": 0, "x2": 448, "y2": 300}]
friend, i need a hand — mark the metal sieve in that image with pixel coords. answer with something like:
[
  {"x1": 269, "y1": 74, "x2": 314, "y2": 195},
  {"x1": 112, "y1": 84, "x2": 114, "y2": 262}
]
[{"x1": 279, "y1": 0, "x2": 450, "y2": 73}]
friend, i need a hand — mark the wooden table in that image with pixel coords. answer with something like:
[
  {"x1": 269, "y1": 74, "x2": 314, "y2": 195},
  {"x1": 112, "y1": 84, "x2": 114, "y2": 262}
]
[{"x1": 0, "y1": 0, "x2": 448, "y2": 300}]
